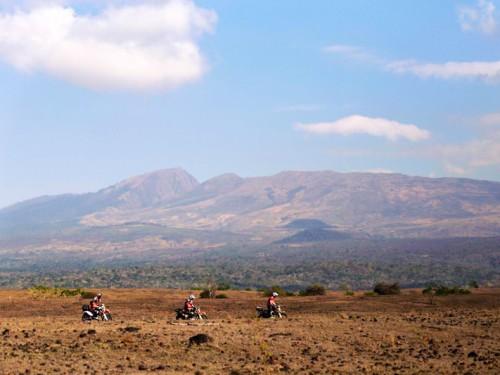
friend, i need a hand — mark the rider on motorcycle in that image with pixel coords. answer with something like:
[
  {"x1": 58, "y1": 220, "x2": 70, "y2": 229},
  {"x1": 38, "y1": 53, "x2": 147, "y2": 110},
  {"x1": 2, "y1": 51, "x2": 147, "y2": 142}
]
[
  {"x1": 183, "y1": 295, "x2": 196, "y2": 314},
  {"x1": 96, "y1": 293, "x2": 103, "y2": 306},
  {"x1": 267, "y1": 292, "x2": 279, "y2": 315},
  {"x1": 89, "y1": 296, "x2": 100, "y2": 317}
]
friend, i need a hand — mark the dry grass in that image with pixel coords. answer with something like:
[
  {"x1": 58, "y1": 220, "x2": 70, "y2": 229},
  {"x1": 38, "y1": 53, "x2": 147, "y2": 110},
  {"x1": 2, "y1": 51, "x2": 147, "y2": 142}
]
[{"x1": 0, "y1": 288, "x2": 499, "y2": 374}]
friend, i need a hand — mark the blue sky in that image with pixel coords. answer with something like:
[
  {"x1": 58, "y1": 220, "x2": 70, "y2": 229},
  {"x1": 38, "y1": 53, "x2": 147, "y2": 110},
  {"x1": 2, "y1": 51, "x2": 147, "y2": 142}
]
[{"x1": 0, "y1": 0, "x2": 499, "y2": 207}]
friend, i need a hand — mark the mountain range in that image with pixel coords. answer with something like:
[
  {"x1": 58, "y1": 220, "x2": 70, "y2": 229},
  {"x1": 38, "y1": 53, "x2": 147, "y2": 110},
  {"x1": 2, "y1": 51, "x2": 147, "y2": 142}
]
[{"x1": 1, "y1": 168, "x2": 500, "y2": 259}]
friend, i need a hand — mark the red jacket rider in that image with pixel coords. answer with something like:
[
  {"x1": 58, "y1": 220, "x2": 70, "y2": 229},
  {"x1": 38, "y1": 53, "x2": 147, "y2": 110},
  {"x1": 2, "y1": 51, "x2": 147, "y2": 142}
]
[
  {"x1": 184, "y1": 295, "x2": 196, "y2": 312},
  {"x1": 267, "y1": 292, "x2": 278, "y2": 311},
  {"x1": 89, "y1": 297, "x2": 99, "y2": 315}
]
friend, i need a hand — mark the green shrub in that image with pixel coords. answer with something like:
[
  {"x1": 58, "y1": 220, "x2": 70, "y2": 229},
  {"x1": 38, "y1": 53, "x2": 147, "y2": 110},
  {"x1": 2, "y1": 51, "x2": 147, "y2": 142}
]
[
  {"x1": 59, "y1": 288, "x2": 81, "y2": 297},
  {"x1": 422, "y1": 284, "x2": 470, "y2": 304},
  {"x1": 468, "y1": 280, "x2": 479, "y2": 289},
  {"x1": 199, "y1": 289, "x2": 213, "y2": 298},
  {"x1": 363, "y1": 291, "x2": 377, "y2": 297},
  {"x1": 217, "y1": 282, "x2": 231, "y2": 291},
  {"x1": 215, "y1": 293, "x2": 228, "y2": 299},
  {"x1": 339, "y1": 283, "x2": 354, "y2": 296},
  {"x1": 373, "y1": 282, "x2": 400, "y2": 295},
  {"x1": 434, "y1": 285, "x2": 470, "y2": 296},
  {"x1": 262, "y1": 285, "x2": 289, "y2": 297},
  {"x1": 29, "y1": 285, "x2": 93, "y2": 299},
  {"x1": 299, "y1": 284, "x2": 326, "y2": 296},
  {"x1": 79, "y1": 290, "x2": 95, "y2": 299}
]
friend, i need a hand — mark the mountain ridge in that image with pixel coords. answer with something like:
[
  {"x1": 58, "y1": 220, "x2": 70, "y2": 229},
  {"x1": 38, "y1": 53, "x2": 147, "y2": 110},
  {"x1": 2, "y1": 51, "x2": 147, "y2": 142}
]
[{"x1": 1, "y1": 168, "x2": 500, "y2": 250}]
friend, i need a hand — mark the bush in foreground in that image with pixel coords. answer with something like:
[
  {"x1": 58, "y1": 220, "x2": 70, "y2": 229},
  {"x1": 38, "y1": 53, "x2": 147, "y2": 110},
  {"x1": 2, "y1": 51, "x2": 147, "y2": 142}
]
[
  {"x1": 199, "y1": 289, "x2": 215, "y2": 299},
  {"x1": 217, "y1": 282, "x2": 231, "y2": 291},
  {"x1": 468, "y1": 280, "x2": 479, "y2": 289},
  {"x1": 261, "y1": 285, "x2": 293, "y2": 297},
  {"x1": 373, "y1": 282, "x2": 400, "y2": 295},
  {"x1": 422, "y1": 284, "x2": 470, "y2": 304},
  {"x1": 299, "y1": 284, "x2": 326, "y2": 296},
  {"x1": 423, "y1": 284, "x2": 470, "y2": 296},
  {"x1": 28, "y1": 285, "x2": 94, "y2": 299}
]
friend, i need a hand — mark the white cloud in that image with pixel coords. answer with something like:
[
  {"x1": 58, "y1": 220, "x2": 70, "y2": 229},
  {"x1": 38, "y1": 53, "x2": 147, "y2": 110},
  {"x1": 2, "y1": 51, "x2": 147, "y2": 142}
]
[
  {"x1": 325, "y1": 42, "x2": 500, "y2": 83},
  {"x1": 480, "y1": 112, "x2": 500, "y2": 125},
  {"x1": 410, "y1": 128, "x2": 500, "y2": 175},
  {"x1": 387, "y1": 59, "x2": 500, "y2": 82},
  {"x1": 323, "y1": 44, "x2": 380, "y2": 63},
  {"x1": 439, "y1": 131, "x2": 500, "y2": 168},
  {"x1": 0, "y1": 0, "x2": 217, "y2": 91},
  {"x1": 296, "y1": 115, "x2": 430, "y2": 142},
  {"x1": 458, "y1": 0, "x2": 497, "y2": 34}
]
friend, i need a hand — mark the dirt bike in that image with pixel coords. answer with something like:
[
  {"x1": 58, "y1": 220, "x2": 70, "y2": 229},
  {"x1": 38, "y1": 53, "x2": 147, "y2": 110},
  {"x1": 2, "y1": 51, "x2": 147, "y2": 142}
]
[
  {"x1": 175, "y1": 307, "x2": 208, "y2": 320},
  {"x1": 256, "y1": 304, "x2": 287, "y2": 319},
  {"x1": 82, "y1": 304, "x2": 112, "y2": 321}
]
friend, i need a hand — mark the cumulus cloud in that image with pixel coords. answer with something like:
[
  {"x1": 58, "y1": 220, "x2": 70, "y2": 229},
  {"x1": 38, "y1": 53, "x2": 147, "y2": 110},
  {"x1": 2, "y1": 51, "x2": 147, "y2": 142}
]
[
  {"x1": 296, "y1": 115, "x2": 431, "y2": 142},
  {"x1": 325, "y1": 43, "x2": 500, "y2": 83},
  {"x1": 458, "y1": 0, "x2": 497, "y2": 34},
  {"x1": 0, "y1": 0, "x2": 217, "y2": 91}
]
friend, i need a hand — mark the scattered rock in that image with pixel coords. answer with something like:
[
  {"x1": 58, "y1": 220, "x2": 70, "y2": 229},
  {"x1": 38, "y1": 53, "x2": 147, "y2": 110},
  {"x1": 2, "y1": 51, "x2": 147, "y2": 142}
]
[
  {"x1": 188, "y1": 333, "x2": 213, "y2": 347},
  {"x1": 120, "y1": 327, "x2": 140, "y2": 333},
  {"x1": 269, "y1": 332, "x2": 292, "y2": 338},
  {"x1": 468, "y1": 351, "x2": 478, "y2": 359}
]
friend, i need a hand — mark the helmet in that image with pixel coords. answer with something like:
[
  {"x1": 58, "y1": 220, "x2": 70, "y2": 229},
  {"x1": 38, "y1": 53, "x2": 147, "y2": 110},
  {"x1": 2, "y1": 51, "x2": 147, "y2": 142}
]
[
  {"x1": 272, "y1": 292, "x2": 279, "y2": 297},
  {"x1": 188, "y1": 294, "x2": 195, "y2": 300},
  {"x1": 93, "y1": 297, "x2": 98, "y2": 301},
  {"x1": 97, "y1": 293, "x2": 102, "y2": 297}
]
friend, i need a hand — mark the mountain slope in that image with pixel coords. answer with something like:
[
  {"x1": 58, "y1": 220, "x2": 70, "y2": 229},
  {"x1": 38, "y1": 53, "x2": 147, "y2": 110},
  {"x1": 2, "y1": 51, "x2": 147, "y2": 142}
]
[
  {"x1": 1, "y1": 169, "x2": 500, "y2": 250},
  {"x1": 0, "y1": 168, "x2": 198, "y2": 234},
  {"x1": 82, "y1": 171, "x2": 500, "y2": 238}
]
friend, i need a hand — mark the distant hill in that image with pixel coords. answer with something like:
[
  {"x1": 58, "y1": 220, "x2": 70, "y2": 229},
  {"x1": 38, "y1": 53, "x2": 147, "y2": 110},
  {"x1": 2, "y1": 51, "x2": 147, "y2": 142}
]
[
  {"x1": 275, "y1": 228, "x2": 353, "y2": 244},
  {"x1": 284, "y1": 219, "x2": 331, "y2": 230},
  {"x1": 1, "y1": 168, "x2": 500, "y2": 258}
]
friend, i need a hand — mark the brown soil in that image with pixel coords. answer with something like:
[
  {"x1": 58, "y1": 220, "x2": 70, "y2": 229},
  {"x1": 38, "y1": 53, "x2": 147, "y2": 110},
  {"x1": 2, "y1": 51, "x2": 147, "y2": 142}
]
[{"x1": 0, "y1": 288, "x2": 499, "y2": 374}]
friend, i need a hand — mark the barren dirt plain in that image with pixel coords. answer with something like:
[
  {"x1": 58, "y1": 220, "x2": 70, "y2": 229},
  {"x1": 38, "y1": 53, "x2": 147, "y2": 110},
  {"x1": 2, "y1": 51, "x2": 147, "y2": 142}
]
[{"x1": 1, "y1": 288, "x2": 499, "y2": 374}]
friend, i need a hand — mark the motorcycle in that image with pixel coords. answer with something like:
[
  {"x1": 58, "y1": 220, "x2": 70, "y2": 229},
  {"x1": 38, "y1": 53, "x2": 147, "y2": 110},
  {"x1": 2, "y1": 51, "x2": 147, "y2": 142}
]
[
  {"x1": 256, "y1": 304, "x2": 287, "y2": 319},
  {"x1": 175, "y1": 307, "x2": 208, "y2": 320},
  {"x1": 82, "y1": 304, "x2": 113, "y2": 321}
]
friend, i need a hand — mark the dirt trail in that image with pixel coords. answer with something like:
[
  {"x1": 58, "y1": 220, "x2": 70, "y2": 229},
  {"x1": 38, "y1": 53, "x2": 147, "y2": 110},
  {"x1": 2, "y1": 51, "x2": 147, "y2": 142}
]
[{"x1": 0, "y1": 289, "x2": 499, "y2": 374}]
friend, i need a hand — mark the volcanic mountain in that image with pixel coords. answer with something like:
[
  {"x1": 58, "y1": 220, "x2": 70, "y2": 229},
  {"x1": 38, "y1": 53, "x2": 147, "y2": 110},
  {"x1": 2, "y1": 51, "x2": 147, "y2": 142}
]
[{"x1": 1, "y1": 168, "x2": 500, "y2": 254}]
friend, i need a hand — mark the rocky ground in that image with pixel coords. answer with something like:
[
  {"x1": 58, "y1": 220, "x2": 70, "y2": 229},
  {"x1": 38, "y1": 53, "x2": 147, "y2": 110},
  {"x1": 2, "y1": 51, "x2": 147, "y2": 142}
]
[{"x1": 0, "y1": 289, "x2": 499, "y2": 374}]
